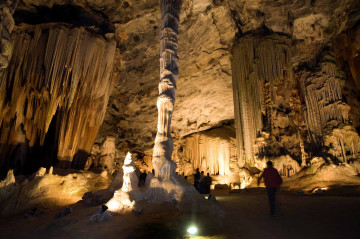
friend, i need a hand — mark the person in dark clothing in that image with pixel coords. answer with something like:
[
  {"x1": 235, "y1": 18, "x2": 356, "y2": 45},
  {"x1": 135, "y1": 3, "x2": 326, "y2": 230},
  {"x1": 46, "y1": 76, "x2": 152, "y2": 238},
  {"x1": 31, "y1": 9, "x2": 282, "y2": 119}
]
[
  {"x1": 138, "y1": 170, "x2": 147, "y2": 187},
  {"x1": 194, "y1": 168, "x2": 200, "y2": 191},
  {"x1": 258, "y1": 161, "x2": 283, "y2": 216},
  {"x1": 204, "y1": 173, "x2": 212, "y2": 194},
  {"x1": 199, "y1": 171, "x2": 205, "y2": 194}
]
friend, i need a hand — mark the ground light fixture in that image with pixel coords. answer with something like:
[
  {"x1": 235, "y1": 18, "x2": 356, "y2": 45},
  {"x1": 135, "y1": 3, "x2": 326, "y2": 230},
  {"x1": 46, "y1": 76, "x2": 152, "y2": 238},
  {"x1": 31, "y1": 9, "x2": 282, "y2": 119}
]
[{"x1": 187, "y1": 225, "x2": 198, "y2": 235}]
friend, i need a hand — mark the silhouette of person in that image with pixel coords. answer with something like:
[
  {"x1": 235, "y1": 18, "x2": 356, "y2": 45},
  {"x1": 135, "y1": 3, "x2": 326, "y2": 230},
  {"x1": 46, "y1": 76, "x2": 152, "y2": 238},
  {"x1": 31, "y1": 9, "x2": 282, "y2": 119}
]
[
  {"x1": 258, "y1": 161, "x2": 283, "y2": 216},
  {"x1": 204, "y1": 173, "x2": 212, "y2": 194},
  {"x1": 194, "y1": 168, "x2": 200, "y2": 191},
  {"x1": 138, "y1": 170, "x2": 147, "y2": 187},
  {"x1": 199, "y1": 171, "x2": 205, "y2": 194}
]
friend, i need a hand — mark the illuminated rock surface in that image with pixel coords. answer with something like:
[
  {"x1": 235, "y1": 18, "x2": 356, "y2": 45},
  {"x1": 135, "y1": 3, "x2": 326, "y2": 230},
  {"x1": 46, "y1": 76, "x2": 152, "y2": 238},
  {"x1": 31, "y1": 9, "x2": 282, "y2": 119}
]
[
  {"x1": 106, "y1": 152, "x2": 137, "y2": 213},
  {"x1": 0, "y1": 24, "x2": 116, "y2": 176},
  {"x1": 0, "y1": 2, "x2": 360, "y2": 236}
]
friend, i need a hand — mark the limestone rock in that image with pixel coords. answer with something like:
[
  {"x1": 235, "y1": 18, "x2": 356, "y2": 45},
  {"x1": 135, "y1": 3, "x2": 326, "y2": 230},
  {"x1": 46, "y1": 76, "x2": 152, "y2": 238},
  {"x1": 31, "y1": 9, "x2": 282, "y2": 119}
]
[
  {"x1": 35, "y1": 167, "x2": 46, "y2": 177},
  {"x1": 0, "y1": 23, "x2": 116, "y2": 176}
]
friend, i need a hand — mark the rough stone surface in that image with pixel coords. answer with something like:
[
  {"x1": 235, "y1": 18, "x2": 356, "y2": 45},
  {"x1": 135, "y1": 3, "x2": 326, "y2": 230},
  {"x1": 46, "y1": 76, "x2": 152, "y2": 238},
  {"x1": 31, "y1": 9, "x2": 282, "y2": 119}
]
[{"x1": 0, "y1": 0, "x2": 359, "y2": 185}]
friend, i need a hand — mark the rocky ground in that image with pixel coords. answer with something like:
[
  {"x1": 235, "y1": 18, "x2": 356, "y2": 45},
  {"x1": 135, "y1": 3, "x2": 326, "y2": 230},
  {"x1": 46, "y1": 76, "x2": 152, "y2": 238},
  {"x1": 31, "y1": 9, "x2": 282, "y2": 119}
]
[{"x1": 0, "y1": 189, "x2": 359, "y2": 239}]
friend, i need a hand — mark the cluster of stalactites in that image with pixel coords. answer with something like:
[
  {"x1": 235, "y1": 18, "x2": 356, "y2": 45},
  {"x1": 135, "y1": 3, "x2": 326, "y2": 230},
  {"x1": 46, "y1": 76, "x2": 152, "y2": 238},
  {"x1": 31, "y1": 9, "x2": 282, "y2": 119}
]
[
  {"x1": 299, "y1": 58, "x2": 349, "y2": 148},
  {"x1": 231, "y1": 35, "x2": 293, "y2": 167},
  {"x1": 0, "y1": 24, "x2": 116, "y2": 171},
  {"x1": 185, "y1": 134, "x2": 231, "y2": 176},
  {"x1": 153, "y1": 0, "x2": 181, "y2": 180},
  {"x1": 0, "y1": 0, "x2": 18, "y2": 69}
]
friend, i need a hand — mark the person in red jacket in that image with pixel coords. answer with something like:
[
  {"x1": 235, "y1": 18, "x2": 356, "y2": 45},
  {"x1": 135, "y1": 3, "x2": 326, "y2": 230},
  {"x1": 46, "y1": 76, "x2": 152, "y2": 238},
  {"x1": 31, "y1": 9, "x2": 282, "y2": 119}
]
[{"x1": 258, "y1": 161, "x2": 283, "y2": 216}]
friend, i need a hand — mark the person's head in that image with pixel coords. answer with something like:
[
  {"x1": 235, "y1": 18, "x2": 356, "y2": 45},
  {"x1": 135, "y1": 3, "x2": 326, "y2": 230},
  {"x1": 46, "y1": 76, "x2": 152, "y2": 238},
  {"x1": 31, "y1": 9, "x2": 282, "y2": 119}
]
[
  {"x1": 196, "y1": 168, "x2": 199, "y2": 172},
  {"x1": 266, "y1": 161, "x2": 273, "y2": 168},
  {"x1": 201, "y1": 171, "x2": 204, "y2": 175},
  {"x1": 207, "y1": 173, "x2": 210, "y2": 176}
]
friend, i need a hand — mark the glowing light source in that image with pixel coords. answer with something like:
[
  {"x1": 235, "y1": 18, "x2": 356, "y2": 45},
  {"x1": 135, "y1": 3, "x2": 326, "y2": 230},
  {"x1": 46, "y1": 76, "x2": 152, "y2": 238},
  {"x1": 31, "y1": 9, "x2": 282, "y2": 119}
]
[{"x1": 187, "y1": 225, "x2": 198, "y2": 235}]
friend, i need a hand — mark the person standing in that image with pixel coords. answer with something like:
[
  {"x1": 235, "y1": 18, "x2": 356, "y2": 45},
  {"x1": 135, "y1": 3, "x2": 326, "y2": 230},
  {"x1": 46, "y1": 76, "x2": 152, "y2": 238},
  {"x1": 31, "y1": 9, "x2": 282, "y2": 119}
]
[
  {"x1": 194, "y1": 168, "x2": 200, "y2": 191},
  {"x1": 258, "y1": 161, "x2": 283, "y2": 216},
  {"x1": 204, "y1": 173, "x2": 212, "y2": 194},
  {"x1": 199, "y1": 171, "x2": 205, "y2": 194}
]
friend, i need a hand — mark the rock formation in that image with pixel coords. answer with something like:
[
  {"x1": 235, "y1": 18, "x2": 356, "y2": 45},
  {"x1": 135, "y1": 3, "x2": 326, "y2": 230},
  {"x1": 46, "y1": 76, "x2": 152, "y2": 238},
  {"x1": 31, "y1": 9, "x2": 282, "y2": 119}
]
[
  {"x1": 0, "y1": 23, "x2": 116, "y2": 176},
  {"x1": 152, "y1": 0, "x2": 182, "y2": 180},
  {"x1": 0, "y1": 0, "x2": 358, "y2": 189},
  {"x1": 0, "y1": 0, "x2": 18, "y2": 69},
  {"x1": 232, "y1": 34, "x2": 301, "y2": 168},
  {"x1": 106, "y1": 152, "x2": 137, "y2": 213}
]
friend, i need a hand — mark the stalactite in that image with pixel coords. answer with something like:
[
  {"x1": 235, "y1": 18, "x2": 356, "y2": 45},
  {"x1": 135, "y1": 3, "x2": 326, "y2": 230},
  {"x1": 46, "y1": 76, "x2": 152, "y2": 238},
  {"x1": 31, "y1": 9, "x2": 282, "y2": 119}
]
[
  {"x1": 152, "y1": 0, "x2": 181, "y2": 180},
  {"x1": 184, "y1": 129, "x2": 233, "y2": 176},
  {"x1": 232, "y1": 35, "x2": 293, "y2": 167},
  {"x1": 299, "y1": 59, "x2": 350, "y2": 149},
  {"x1": 0, "y1": 0, "x2": 18, "y2": 69},
  {"x1": 0, "y1": 24, "x2": 116, "y2": 175}
]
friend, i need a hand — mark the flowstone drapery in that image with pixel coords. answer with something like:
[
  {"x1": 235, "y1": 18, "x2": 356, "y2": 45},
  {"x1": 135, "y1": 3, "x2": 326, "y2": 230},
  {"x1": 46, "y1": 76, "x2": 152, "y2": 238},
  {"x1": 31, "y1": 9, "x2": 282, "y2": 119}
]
[
  {"x1": 152, "y1": 0, "x2": 181, "y2": 180},
  {"x1": 232, "y1": 34, "x2": 301, "y2": 168},
  {"x1": 0, "y1": 24, "x2": 116, "y2": 176},
  {"x1": 184, "y1": 128, "x2": 234, "y2": 176},
  {"x1": 0, "y1": 0, "x2": 18, "y2": 69}
]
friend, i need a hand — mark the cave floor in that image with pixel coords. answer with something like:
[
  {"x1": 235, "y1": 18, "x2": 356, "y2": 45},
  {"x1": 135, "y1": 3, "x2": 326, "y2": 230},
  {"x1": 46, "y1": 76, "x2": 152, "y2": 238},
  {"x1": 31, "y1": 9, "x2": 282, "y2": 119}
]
[{"x1": 0, "y1": 190, "x2": 359, "y2": 239}]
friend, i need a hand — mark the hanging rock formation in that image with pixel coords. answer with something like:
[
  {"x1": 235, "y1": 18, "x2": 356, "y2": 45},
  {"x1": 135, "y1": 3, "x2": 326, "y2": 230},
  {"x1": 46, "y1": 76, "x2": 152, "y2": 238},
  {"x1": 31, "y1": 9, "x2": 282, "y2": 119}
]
[
  {"x1": 232, "y1": 34, "x2": 303, "y2": 169},
  {"x1": 184, "y1": 127, "x2": 235, "y2": 176},
  {"x1": 0, "y1": 24, "x2": 116, "y2": 176},
  {"x1": 297, "y1": 52, "x2": 351, "y2": 153},
  {"x1": 0, "y1": 0, "x2": 358, "y2": 188},
  {"x1": 0, "y1": 0, "x2": 18, "y2": 69}
]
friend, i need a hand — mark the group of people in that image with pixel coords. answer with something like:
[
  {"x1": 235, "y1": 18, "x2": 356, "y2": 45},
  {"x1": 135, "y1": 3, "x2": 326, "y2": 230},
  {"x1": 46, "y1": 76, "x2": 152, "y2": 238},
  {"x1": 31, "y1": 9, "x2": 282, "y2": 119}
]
[
  {"x1": 140, "y1": 161, "x2": 282, "y2": 216},
  {"x1": 190, "y1": 161, "x2": 282, "y2": 216},
  {"x1": 193, "y1": 168, "x2": 212, "y2": 194}
]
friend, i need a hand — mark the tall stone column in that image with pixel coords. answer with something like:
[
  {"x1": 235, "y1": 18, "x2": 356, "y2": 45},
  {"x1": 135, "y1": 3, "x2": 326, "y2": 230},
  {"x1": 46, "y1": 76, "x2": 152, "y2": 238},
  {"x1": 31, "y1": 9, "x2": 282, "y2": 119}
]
[
  {"x1": 152, "y1": 0, "x2": 181, "y2": 180},
  {"x1": 0, "y1": 0, "x2": 18, "y2": 69}
]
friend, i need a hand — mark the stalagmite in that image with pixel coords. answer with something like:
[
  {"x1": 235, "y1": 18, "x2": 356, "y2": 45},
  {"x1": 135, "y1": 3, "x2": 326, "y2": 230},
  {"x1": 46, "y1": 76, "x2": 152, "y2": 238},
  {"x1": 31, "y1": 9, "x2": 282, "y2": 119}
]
[
  {"x1": 152, "y1": 0, "x2": 182, "y2": 180},
  {"x1": 0, "y1": 24, "x2": 116, "y2": 175},
  {"x1": 106, "y1": 152, "x2": 137, "y2": 212}
]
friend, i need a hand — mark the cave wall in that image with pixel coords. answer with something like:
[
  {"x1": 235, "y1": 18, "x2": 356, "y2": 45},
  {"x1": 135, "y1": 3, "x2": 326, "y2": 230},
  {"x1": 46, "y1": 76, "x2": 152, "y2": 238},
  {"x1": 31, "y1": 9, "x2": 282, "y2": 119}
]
[
  {"x1": 1, "y1": 0, "x2": 360, "y2": 178},
  {"x1": 0, "y1": 24, "x2": 116, "y2": 176}
]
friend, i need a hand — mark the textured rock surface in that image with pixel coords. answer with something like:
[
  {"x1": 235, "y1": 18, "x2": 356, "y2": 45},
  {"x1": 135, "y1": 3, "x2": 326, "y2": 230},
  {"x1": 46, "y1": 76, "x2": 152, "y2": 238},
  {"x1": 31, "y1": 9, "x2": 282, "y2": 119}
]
[
  {"x1": 0, "y1": 0, "x2": 359, "y2": 181},
  {"x1": 0, "y1": 23, "x2": 116, "y2": 176},
  {"x1": 0, "y1": 168, "x2": 111, "y2": 216},
  {"x1": 0, "y1": 0, "x2": 18, "y2": 69}
]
